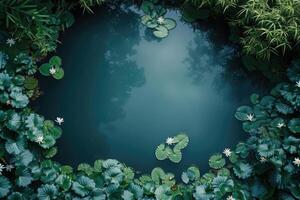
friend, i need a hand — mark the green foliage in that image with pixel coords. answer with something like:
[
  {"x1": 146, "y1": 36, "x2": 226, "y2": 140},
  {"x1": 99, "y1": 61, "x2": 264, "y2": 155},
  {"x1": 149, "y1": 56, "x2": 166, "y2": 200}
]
[
  {"x1": 187, "y1": 0, "x2": 300, "y2": 61},
  {"x1": 141, "y1": 0, "x2": 177, "y2": 38},
  {"x1": 209, "y1": 154, "x2": 226, "y2": 169},
  {"x1": 155, "y1": 133, "x2": 189, "y2": 163},
  {"x1": 39, "y1": 56, "x2": 64, "y2": 80},
  {"x1": 0, "y1": 0, "x2": 300, "y2": 199}
]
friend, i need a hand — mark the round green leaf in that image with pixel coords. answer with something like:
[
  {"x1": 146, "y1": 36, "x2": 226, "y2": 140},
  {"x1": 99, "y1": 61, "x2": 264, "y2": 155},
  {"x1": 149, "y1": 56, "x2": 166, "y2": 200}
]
[
  {"x1": 163, "y1": 18, "x2": 176, "y2": 30},
  {"x1": 288, "y1": 118, "x2": 300, "y2": 133},
  {"x1": 169, "y1": 149, "x2": 182, "y2": 163},
  {"x1": 24, "y1": 76, "x2": 38, "y2": 90},
  {"x1": 153, "y1": 26, "x2": 169, "y2": 38},
  {"x1": 39, "y1": 63, "x2": 52, "y2": 76},
  {"x1": 209, "y1": 154, "x2": 225, "y2": 169},
  {"x1": 52, "y1": 68, "x2": 64, "y2": 80},
  {"x1": 49, "y1": 56, "x2": 62, "y2": 67}
]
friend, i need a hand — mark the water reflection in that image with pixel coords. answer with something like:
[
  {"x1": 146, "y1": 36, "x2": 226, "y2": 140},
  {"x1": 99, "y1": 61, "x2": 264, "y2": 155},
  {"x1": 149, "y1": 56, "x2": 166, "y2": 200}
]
[
  {"x1": 34, "y1": 6, "x2": 145, "y2": 165},
  {"x1": 34, "y1": 7, "x2": 269, "y2": 176}
]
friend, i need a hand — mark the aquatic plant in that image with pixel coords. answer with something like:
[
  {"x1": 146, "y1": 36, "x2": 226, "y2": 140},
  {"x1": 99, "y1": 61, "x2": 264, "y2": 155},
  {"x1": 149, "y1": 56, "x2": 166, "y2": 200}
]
[
  {"x1": 0, "y1": 0, "x2": 300, "y2": 199},
  {"x1": 141, "y1": 0, "x2": 177, "y2": 38},
  {"x1": 39, "y1": 56, "x2": 64, "y2": 80},
  {"x1": 155, "y1": 133, "x2": 189, "y2": 163}
]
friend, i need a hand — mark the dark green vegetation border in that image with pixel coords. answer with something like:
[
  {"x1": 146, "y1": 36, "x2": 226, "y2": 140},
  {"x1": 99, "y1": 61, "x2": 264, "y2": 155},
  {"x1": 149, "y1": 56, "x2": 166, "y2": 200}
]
[{"x1": 0, "y1": 0, "x2": 300, "y2": 199}]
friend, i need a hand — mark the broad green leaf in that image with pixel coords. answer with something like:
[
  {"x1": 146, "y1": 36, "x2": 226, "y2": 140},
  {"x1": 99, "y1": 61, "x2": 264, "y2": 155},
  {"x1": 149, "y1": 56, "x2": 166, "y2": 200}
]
[
  {"x1": 153, "y1": 26, "x2": 169, "y2": 38},
  {"x1": 288, "y1": 118, "x2": 300, "y2": 133},
  {"x1": 52, "y1": 68, "x2": 64, "y2": 80},
  {"x1": 39, "y1": 63, "x2": 52, "y2": 76},
  {"x1": 163, "y1": 18, "x2": 176, "y2": 30},
  {"x1": 209, "y1": 154, "x2": 225, "y2": 169}
]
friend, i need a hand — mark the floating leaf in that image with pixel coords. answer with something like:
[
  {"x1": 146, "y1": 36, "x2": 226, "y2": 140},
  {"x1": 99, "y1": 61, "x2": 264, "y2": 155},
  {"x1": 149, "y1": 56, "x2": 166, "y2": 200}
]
[
  {"x1": 169, "y1": 149, "x2": 182, "y2": 163},
  {"x1": 0, "y1": 176, "x2": 11, "y2": 198},
  {"x1": 39, "y1": 63, "x2": 52, "y2": 76},
  {"x1": 24, "y1": 76, "x2": 38, "y2": 90},
  {"x1": 233, "y1": 162, "x2": 253, "y2": 179},
  {"x1": 37, "y1": 184, "x2": 58, "y2": 200},
  {"x1": 155, "y1": 133, "x2": 189, "y2": 163},
  {"x1": 209, "y1": 154, "x2": 225, "y2": 169},
  {"x1": 163, "y1": 18, "x2": 176, "y2": 30},
  {"x1": 52, "y1": 68, "x2": 64, "y2": 80},
  {"x1": 141, "y1": 1, "x2": 154, "y2": 15},
  {"x1": 235, "y1": 106, "x2": 252, "y2": 121},
  {"x1": 151, "y1": 167, "x2": 165, "y2": 184},
  {"x1": 288, "y1": 118, "x2": 300, "y2": 133},
  {"x1": 141, "y1": 15, "x2": 151, "y2": 25},
  {"x1": 153, "y1": 26, "x2": 169, "y2": 38},
  {"x1": 49, "y1": 56, "x2": 62, "y2": 67},
  {"x1": 155, "y1": 144, "x2": 169, "y2": 160}
]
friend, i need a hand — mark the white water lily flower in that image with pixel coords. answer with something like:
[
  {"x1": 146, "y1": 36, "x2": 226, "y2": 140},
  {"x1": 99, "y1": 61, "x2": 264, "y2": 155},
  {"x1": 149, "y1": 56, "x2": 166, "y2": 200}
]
[
  {"x1": 223, "y1": 148, "x2": 232, "y2": 157},
  {"x1": 0, "y1": 164, "x2": 5, "y2": 175},
  {"x1": 296, "y1": 80, "x2": 300, "y2": 88},
  {"x1": 157, "y1": 16, "x2": 165, "y2": 24},
  {"x1": 277, "y1": 122, "x2": 285, "y2": 128},
  {"x1": 35, "y1": 135, "x2": 44, "y2": 144},
  {"x1": 55, "y1": 117, "x2": 64, "y2": 125},
  {"x1": 166, "y1": 137, "x2": 175, "y2": 145},
  {"x1": 6, "y1": 38, "x2": 16, "y2": 47},
  {"x1": 226, "y1": 196, "x2": 235, "y2": 200},
  {"x1": 246, "y1": 113, "x2": 254, "y2": 121},
  {"x1": 5, "y1": 164, "x2": 14, "y2": 172},
  {"x1": 49, "y1": 67, "x2": 56, "y2": 75},
  {"x1": 293, "y1": 157, "x2": 300, "y2": 167},
  {"x1": 260, "y1": 156, "x2": 267, "y2": 163}
]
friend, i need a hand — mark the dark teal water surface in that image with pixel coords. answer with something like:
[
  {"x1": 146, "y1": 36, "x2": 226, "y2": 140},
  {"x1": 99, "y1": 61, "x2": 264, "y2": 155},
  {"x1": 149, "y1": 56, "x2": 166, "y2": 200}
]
[{"x1": 34, "y1": 6, "x2": 269, "y2": 175}]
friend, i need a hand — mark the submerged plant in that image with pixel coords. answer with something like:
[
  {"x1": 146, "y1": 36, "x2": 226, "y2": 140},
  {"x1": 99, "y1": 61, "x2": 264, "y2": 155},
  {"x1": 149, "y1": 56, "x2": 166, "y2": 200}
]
[
  {"x1": 140, "y1": 0, "x2": 177, "y2": 38},
  {"x1": 39, "y1": 56, "x2": 64, "y2": 80},
  {"x1": 155, "y1": 133, "x2": 189, "y2": 163}
]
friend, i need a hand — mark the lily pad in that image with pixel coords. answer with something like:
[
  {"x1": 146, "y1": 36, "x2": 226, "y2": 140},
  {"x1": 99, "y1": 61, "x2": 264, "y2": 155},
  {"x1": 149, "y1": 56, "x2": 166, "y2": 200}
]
[
  {"x1": 24, "y1": 76, "x2": 38, "y2": 90},
  {"x1": 39, "y1": 63, "x2": 52, "y2": 76},
  {"x1": 153, "y1": 26, "x2": 169, "y2": 38},
  {"x1": 288, "y1": 118, "x2": 300, "y2": 133},
  {"x1": 155, "y1": 144, "x2": 169, "y2": 160},
  {"x1": 174, "y1": 133, "x2": 189, "y2": 150},
  {"x1": 141, "y1": 15, "x2": 151, "y2": 25},
  {"x1": 155, "y1": 133, "x2": 189, "y2": 163},
  {"x1": 163, "y1": 18, "x2": 176, "y2": 30},
  {"x1": 49, "y1": 56, "x2": 62, "y2": 67},
  {"x1": 169, "y1": 149, "x2": 182, "y2": 163},
  {"x1": 209, "y1": 154, "x2": 225, "y2": 169},
  {"x1": 53, "y1": 68, "x2": 64, "y2": 80}
]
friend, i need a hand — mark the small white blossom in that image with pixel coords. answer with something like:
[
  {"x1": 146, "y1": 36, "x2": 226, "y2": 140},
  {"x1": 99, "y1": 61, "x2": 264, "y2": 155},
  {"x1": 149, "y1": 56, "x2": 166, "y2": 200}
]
[
  {"x1": 55, "y1": 117, "x2": 64, "y2": 125},
  {"x1": 6, "y1": 38, "x2": 16, "y2": 47},
  {"x1": 35, "y1": 135, "x2": 44, "y2": 144},
  {"x1": 49, "y1": 67, "x2": 56, "y2": 75},
  {"x1": 157, "y1": 16, "x2": 165, "y2": 24},
  {"x1": 277, "y1": 122, "x2": 285, "y2": 129},
  {"x1": 296, "y1": 81, "x2": 300, "y2": 88},
  {"x1": 293, "y1": 157, "x2": 300, "y2": 167},
  {"x1": 166, "y1": 137, "x2": 175, "y2": 145},
  {"x1": 226, "y1": 196, "x2": 235, "y2": 200},
  {"x1": 0, "y1": 164, "x2": 5, "y2": 175},
  {"x1": 223, "y1": 148, "x2": 232, "y2": 157},
  {"x1": 260, "y1": 156, "x2": 267, "y2": 163},
  {"x1": 246, "y1": 113, "x2": 254, "y2": 121},
  {"x1": 5, "y1": 164, "x2": 14, "y2": 172}
]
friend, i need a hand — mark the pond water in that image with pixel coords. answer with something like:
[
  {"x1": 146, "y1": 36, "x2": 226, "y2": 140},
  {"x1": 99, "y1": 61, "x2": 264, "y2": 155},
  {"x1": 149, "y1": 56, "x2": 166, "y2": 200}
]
[{"x1": 34, "y1": 5, "x2": 269, "y2": 176}]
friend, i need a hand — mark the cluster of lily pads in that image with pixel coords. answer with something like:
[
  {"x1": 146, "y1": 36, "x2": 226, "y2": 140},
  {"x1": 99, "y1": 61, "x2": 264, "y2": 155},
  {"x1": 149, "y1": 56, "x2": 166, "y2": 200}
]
[
  {"x1": 155, "y1": 133, "x2": 189, "y2": 163},
  {"x1": 0, "y1": 0, "x2": 300, "y2": 199},
  {"x1": 141, "y1": 0, "x2": 177, "y2": 38},
  {"x1": 39, "y1": 56, "x2": 64, "y2": 80}
]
